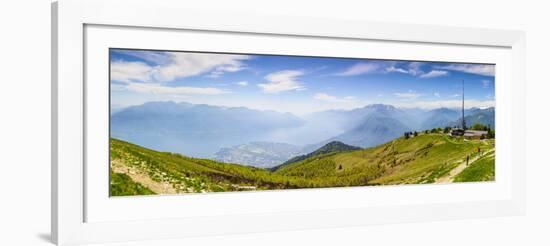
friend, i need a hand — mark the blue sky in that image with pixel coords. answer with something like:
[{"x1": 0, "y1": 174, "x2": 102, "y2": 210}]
[{"x1": 110, "y1": 49, "x2": 495, "y2": 115}]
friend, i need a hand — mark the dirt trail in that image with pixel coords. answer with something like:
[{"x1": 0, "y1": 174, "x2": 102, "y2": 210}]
[
  {"x1": 111, "y1": 159, "x2": 177, "y2": 194},
  {"x1": 435, "y1": 148, "x2": 493, "y2": 184}
]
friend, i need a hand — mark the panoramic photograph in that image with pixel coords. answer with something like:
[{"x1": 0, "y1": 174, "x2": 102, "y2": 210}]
[{"x1": 109, "y1": 48, "x2": 496, "y2": 196}]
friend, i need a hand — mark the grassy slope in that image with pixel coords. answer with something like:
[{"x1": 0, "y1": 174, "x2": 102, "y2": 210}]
[
  {"x1": 110, "y1": 133, "x2": 495, "y2": 196},
  {"x1": 273, "y1": 141, "x2": 361, "y2": 171},
  {"x1": 110, "y1": 138, "x2": 309, "y2": 195},
  {"x1": 109, "y1": 170, "x2": 155, "y2": 196},
  {"x1": 275, "y1": 133, "x2": 495, "y2": 185},
  {"x1": 453, "y1": 150, "x2": 495, "y2": 182}
]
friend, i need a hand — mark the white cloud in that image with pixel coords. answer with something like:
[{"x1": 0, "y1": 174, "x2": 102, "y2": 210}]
[
  {"x1": 154, "y1": 53, "x2": 250, "y2": 81},
  {"x1": 419, "y1": 70, "x2": 448, "y2": 78},
  {"x1": 207, "y1": 70, "x2": 225, "y2": 78},
  {"x1": 335, "y1": 63, "x2": 379, "y2": 76},
  {"x1": 314, "y1": 93, "x2": 337, "y2": 101},
  {"x1": 112, "y1": 50, "x2": 172, "y2": 65},
  {"x1": 451, "y1": 94, "x2": 461, "y2": 98},
  {"x1": 333, "y1": 61, "x2": 494, "y2": 80},
  {"x1": 258, "y1": 70, "x2": 305, "y2": 94},
  {"x1": 236, "y1": 81, "x2": 249, "y2": 86},
  {"x1": 393, "y1": 90, "x2": 420, "y2": 99},
  {"x1": 111, "y1": 51, "x2": 245, "y2": 96},
  {"x1": 125, "y1": 82, "x2": 228, "y2": 95},
  {"x1": 314, "y1": 93, "x2": 356, "y2": 103},
  {"x1": 385, "y1": 66, "x2": 409, "y2": 74},
  {"x1": 111, "y1": 61, "x2": 153, "y2": 82},
  {"x1": 385, "y1": 62, "x2": 425, "y2": 76},
  {"x1": 434, "y1": 92, "x2": 440, "y2": 97},
  {"x1": 437, "y1": 64, "x2": 495, "y2": 76},
  {"x1": 394, "y1": 99, "x2": 495, "y2": 109},
  {"x1": 407, "y1": 62, "x2": 424, "y2": 75},
  {"x1": 385, "y1": 62, "x2": 424, "y2": 76},
  {"x1": 111, "y1": 51, "x2": 251, "y2": 83},
  {"x1": 384, "y1": 62, "x2": 448, "y2": 79}
]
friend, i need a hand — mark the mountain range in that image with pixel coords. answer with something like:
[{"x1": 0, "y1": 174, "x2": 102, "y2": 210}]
[
  {"x1": 111, "y1": 101, "x2": 303, "y2": 157},
  {"x1": 111, "y1": 101, "x2": 495, "y2": 167}
]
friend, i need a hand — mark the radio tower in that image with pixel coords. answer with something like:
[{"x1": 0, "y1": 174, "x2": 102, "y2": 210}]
[{"x1": 461, "y1": 80, "x2": 466, "y2": 130}]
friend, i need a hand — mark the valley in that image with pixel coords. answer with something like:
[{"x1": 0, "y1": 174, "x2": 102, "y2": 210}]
[{"x1": 110, "y1": 101, "x2": 495, "y2": 168}]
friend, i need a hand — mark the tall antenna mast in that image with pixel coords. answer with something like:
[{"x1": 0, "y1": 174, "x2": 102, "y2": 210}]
[{"x1": 462, "y1": 80, "x2": 466, "y2": 129}]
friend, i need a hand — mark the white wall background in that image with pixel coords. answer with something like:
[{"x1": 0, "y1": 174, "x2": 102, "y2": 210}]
[{"x1": 1, "y1": 0, "x2": 548, "y2": 245}]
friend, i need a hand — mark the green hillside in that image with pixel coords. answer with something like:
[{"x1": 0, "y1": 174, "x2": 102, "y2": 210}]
[
  {"x1": 110, "y1": 171, "x2": 155, "y2": 196},
  {"x1": 110, "y1": 133, "x2": 495, "y2": 196},
  {"x1": 453, "y1": 150, "x2": 495, "y2": 183},
  {"x1": 274, "y1": 133, "x2": 494, "y2": 185},
  {"x1": 110, "y1": 138, "x2": 296, "y2": 194},
  {"x1": 272, "y1": 141, "x2": 361, "y2": 171}
]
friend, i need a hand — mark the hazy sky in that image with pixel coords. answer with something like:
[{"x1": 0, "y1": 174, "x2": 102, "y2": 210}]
[{"x1": 110, "y1": 49, "x2": 495, "y2": 116}]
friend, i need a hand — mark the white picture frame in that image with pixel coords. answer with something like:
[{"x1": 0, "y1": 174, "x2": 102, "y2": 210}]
[{"x1": 52, "y1": 0, "x2": 526, "y2": 245}]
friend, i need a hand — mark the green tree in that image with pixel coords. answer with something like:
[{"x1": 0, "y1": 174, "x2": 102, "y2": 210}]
[{"x1": 471, "y1": 123, "x2": 486, "y2": 131}]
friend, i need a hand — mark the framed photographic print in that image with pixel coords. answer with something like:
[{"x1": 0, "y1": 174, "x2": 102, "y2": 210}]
[
  {"x1": 108, "y1": 48, "x2": 496, "y2": 196},
  {"x1": 52, "y1": 0, "x2": 526, "y2": 245}
]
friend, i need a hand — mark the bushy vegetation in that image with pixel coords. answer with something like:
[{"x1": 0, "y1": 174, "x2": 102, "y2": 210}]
[
  {"x1": 471, "y1": 123, "x2": 490, "y2": 131},
  {"x1": 470, "y1": 123, "x2": 495, "y2": 139}
]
